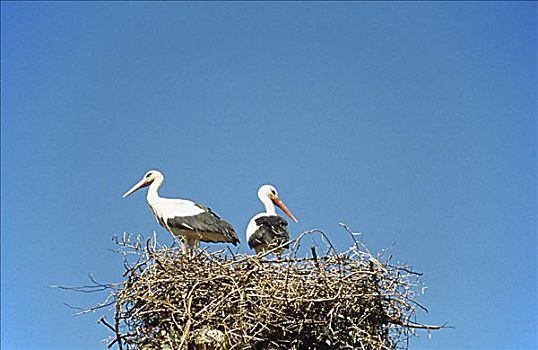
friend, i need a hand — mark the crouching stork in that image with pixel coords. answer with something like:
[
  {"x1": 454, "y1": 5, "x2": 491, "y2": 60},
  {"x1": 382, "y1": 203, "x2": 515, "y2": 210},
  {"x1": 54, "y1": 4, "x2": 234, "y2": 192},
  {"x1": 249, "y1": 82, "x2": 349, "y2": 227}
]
[{"x1": 246, "y1": 184, "x2": 298, "y2": 255}]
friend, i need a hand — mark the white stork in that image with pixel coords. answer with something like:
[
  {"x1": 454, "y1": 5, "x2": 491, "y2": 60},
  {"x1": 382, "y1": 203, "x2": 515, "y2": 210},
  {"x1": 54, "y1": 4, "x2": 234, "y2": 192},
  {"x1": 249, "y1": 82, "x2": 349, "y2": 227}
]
[
  {"x1": 246, "y1": 184, "x2": 298, "y2": 255},
  {"x1": 122, "y1": 170, "x2": 239, "y2": 249}
]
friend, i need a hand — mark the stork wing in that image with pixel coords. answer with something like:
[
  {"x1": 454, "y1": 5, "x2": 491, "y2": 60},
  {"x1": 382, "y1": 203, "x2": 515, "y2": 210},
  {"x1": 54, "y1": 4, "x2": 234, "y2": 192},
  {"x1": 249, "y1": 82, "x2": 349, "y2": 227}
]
[
  {"x1": 248, "y1": 215, "x2": 290, "y2": 250},
  {"x1": 166, "y1": 204, "x2": 239, "y2": 245}
]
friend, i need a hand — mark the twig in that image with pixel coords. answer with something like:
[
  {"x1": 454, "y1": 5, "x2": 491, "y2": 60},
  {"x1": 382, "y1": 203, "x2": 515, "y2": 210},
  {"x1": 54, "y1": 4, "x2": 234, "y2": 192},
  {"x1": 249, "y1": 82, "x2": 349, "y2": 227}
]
[{"x1": 61, "y1": 227, "x2": 443, "y2": 349}]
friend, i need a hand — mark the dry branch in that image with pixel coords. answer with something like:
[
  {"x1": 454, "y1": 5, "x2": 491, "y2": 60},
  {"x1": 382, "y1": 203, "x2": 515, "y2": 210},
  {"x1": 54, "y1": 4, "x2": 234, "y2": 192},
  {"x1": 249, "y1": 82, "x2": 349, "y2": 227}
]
[
  {"x1": 103, "y1": 230, "x2": 443, "y2": 349},
  {"x1": 57, "y1": 229, "x2": 444, "y2": 349}
]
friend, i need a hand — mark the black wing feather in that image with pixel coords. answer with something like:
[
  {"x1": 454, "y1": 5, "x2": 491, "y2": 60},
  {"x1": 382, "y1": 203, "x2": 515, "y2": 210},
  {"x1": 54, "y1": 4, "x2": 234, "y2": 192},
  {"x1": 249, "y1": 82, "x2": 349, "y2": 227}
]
[
  {"x1": 248, "y1": 215, "x2": 290, "y2": 250},
  {"x1": 167, "y1": 204, "x2": 239, "y2": 245}
]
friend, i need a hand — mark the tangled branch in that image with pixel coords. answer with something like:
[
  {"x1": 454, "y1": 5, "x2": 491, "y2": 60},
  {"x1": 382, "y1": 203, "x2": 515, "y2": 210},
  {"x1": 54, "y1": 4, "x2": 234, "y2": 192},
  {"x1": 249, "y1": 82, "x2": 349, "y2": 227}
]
[{"x1": 56, "y1": 228, "x2": 445, "y2": 349}]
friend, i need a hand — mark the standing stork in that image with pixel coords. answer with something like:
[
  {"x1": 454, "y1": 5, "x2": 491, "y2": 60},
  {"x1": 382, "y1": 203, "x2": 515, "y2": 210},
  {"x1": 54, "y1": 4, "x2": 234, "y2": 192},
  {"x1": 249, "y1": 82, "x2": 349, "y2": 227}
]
[
  {"x1": 246, "y1": 184, "x2": 298, "y2": 255},
  {"x1": 122, "y1": 170, "x2": 239, "y2": 249}
]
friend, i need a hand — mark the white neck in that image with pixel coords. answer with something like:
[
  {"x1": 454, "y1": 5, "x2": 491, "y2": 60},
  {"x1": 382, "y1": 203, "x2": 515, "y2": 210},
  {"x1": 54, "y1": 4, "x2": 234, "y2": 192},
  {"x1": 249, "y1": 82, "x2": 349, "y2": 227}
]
[
  {"x1": 259, "y1": 193, "x2": 276, "y2": 215},
  {"x1": 146, "y1": 176, "x2": 164, "y2": 206}
]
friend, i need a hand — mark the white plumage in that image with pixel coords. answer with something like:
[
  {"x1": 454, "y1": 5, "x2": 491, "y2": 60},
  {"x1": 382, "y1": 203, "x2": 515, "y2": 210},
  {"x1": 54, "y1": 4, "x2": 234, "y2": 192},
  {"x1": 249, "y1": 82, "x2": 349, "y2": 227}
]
[
  {"x1": 246, "y1": 184, "x2": 298, "y2": 255},
  {"x1": 123, "y1": 170, "x2": 239, "y2": 249}
]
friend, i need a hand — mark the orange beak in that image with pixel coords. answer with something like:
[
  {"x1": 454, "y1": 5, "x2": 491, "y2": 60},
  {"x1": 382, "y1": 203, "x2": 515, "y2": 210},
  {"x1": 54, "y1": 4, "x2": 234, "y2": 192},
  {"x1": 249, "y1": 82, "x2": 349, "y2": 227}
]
[
  {"x1": 122, "y1": 178, "x2": 150, "y2": 198},
  {"x1": 271, "y1": 196, "x2": 298, "y2": 223}
]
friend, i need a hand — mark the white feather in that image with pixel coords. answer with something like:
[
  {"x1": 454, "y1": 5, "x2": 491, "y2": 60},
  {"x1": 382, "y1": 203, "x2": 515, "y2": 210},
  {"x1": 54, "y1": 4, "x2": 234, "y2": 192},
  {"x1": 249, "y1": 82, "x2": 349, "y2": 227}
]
[
  {"x1": 151, "y1": 197, "x2": 205, "y2": 221},
  {"x1": 246, "y1": 213, "x2": 265, "y2": 241}
]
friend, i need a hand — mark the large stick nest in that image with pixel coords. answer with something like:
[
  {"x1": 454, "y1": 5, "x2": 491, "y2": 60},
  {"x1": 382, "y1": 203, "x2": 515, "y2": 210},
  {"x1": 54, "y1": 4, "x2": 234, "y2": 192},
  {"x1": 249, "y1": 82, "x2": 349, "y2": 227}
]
[{"x1": 95, "y1": 228, "x2": 441, "y2": 350}]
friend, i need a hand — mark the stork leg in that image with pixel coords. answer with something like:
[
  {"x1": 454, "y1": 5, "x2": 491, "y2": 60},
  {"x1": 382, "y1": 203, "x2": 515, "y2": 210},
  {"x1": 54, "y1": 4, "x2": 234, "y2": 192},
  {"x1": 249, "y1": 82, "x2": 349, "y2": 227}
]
[
  {"x1": 180, "y1": 240, "x2": 189, "y2": 255},
  {"x1": 182, "y1": 235, "x2": 200, "y2": 256}
]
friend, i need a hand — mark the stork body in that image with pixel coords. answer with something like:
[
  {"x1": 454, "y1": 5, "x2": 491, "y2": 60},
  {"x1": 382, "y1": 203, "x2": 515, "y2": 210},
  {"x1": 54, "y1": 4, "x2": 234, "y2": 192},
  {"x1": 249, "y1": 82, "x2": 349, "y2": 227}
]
[
  {"x1": 246, "y1": 185, "x2": 298, "y2": 255},
  {"x1": 123, "y1": 170, "x2": 239, "y2": 248}
]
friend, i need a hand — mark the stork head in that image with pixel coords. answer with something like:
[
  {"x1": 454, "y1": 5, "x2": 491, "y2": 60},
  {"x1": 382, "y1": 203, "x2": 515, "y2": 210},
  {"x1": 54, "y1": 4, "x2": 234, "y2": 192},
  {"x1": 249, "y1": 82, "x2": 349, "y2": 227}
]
[
  {"x1": 258, "y1": 184, "x2": 298, "y2": 223},
  {"x1": 122, "y1": 170, "x2": 164, "y2": 198}
]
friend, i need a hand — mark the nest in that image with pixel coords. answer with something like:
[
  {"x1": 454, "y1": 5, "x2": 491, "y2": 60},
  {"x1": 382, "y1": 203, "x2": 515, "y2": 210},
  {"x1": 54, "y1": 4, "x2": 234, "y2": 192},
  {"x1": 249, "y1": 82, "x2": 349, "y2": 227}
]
[{"x1": 92, "y1": 228, "x2": 442, "y2": 350}]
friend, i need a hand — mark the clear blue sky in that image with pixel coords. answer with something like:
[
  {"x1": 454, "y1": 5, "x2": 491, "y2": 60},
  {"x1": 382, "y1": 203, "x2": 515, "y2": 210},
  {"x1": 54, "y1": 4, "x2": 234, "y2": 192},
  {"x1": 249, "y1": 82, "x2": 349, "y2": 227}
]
[{"x1": 1, "y1": 2, "x2": 536, "y2": 349}]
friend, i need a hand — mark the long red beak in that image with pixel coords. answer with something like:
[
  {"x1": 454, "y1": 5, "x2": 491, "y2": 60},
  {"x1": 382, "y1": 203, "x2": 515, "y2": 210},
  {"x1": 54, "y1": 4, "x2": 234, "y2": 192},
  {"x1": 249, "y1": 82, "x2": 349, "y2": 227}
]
[
  {"x1": 122, "y1": 178, "x2": 149, "y2": 198},
  {"x1": 272, "y1": 196, "x2": 298, "y2": 223}
]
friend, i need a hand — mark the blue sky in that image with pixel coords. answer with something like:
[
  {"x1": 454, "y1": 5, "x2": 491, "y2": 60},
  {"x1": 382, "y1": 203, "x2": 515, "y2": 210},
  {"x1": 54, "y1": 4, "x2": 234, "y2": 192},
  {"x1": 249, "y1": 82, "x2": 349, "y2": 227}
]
[{"x1": 1, "y1": 2, "x2": 536, "y2": 349}]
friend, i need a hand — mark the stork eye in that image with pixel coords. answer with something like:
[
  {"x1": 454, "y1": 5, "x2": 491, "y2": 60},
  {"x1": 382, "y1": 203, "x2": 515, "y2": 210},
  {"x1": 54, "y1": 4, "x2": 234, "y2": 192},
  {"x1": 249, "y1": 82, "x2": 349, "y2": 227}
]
[
  {"x1": 271, "y1": 190, "x2": 276, "y2": 195},
  {"x1": 146, "y1": 173, "x2": 153, "y2": 178}
]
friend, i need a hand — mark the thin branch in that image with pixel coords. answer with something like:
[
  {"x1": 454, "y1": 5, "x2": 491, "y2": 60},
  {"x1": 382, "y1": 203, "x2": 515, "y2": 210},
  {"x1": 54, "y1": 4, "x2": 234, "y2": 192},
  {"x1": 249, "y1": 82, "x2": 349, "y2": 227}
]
[{"x1": 60, "y1": 227, "x2": 443, "y2": 349}]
